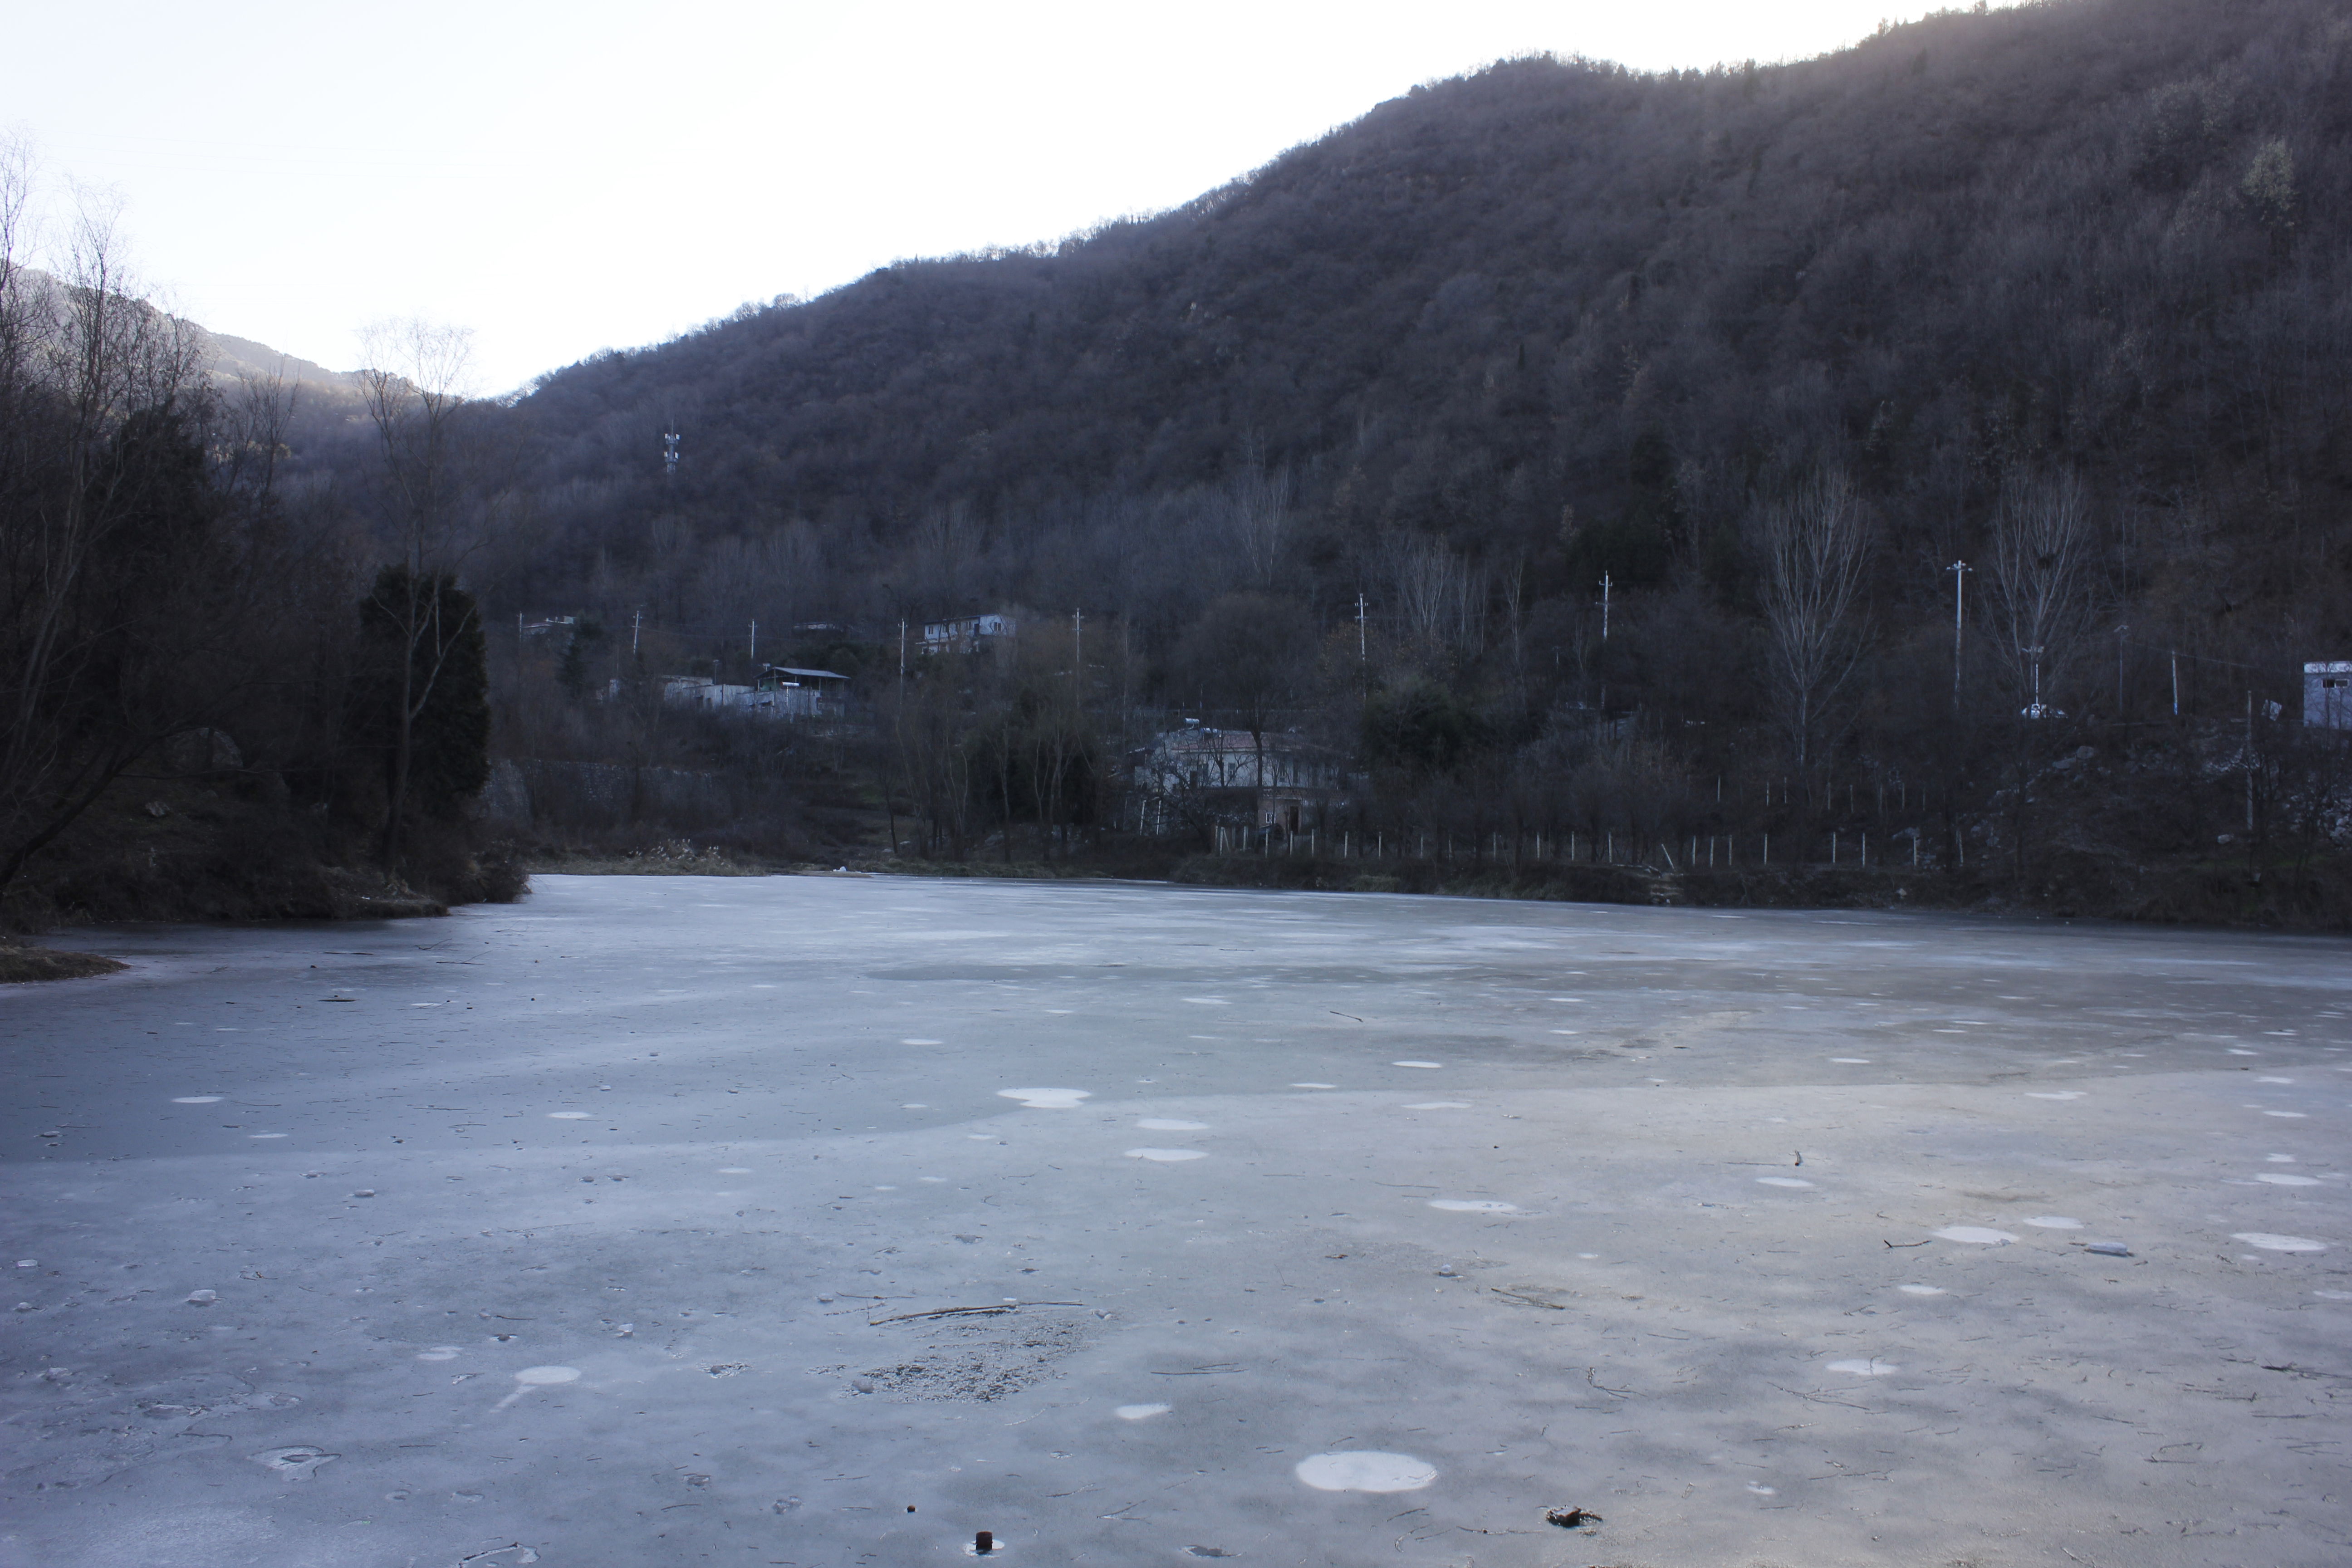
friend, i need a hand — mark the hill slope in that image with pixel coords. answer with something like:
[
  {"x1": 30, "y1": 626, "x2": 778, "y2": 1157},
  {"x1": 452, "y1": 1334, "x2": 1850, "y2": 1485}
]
[{"x1": 497, "y1": 0, "x2": 2347, "y2": 660}]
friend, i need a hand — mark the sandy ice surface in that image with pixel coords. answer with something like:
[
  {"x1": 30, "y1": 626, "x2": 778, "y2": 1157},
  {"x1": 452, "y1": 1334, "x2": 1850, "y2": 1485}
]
[{"x1": 4, "y1": 876, "x2": 2350, "y2": 1567}]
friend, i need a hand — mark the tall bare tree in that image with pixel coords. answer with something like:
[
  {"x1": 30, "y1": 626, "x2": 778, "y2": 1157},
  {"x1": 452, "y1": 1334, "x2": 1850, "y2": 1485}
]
[
  {"x1": 354, "y1": 318, "x2": 481, "y2": 864},
  {"x1": 0, "y1": 156, "x2": 213, "y2": 895},
  {"x1": 1984, "y1": 468, "x2": 2092, "y2": 717},
  {"x1": 1757, "y1": 467, "x2": 1870, "y2": 772}
]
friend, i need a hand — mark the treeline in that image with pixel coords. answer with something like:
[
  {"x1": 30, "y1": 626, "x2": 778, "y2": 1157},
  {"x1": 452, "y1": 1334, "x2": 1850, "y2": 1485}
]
[{"x1": 0, "y1": 167, "x2": 515, "y2": 927}]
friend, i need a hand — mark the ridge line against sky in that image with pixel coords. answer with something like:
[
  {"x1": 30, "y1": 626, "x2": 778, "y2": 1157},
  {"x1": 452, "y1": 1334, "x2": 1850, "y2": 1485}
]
[{"x1": 10, "y1": 1, "x2": 1982, "y2": 393}]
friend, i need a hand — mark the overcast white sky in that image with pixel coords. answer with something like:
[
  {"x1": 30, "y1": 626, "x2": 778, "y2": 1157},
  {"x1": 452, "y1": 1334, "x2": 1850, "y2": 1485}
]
[{"x1": 11, "y1": 2, "x2": 1964, "y2": 394}]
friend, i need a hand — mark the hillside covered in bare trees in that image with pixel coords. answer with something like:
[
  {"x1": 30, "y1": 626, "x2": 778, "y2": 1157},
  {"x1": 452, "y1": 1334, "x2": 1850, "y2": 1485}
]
[
  {"x1": 9, "y1": 0, "x2": 2351, "y2": 928},
  {"x1": 443, "y1": 0, "x2": 2347, "y2": 921}
]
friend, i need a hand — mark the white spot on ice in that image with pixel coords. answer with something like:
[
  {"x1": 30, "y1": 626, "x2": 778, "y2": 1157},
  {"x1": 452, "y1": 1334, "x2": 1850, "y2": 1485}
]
[
  {"x1": 1755, "y1": 1176, "x2": 1814, "y2": 1189},
  {"x1": 2316, "y1": 1290, "x2": 2352, "y2": 1300},
  {"x1": 2024, "y1": 1216, "x2": 2083, "y2": 1229},
  {"x1": 1181, "y1": 998, "x2": 1229, "y2": 1005},
  {"x1": 1392, "y1": 1060, "x2": 1442, "y2": 1069},
  {"x1": 185, "y1": 1289, "x2": 218, "y2": 1304},
  {"x1": 2228, "y1": 1049, "x2": 2259, "y2": 1055},
  {"x1": 249, "y1": 1133, "x2": 286, "y2": 1139},
  {"x1": 2266, "y1": 1111, "x2": 2310, "y2": 1118},
  {"x1": 1405, "y1": 1102, "x2": 1471, "y2": 1110},
  {"x1": 1295, "y1": 1451, "x2": 1436, "y2": 1492},
  {"x1": 13, "y1": 1260, "x2": 33, "y2": 1269},
  {"x1": 1429, "y1": 1199, "x2": 1517, "y2": 1213},
  {"x1": 1137, "y1": 1119, "x2": 1208, "y2": 1131},
  {"x1": 1897, "y1": 1284, "x2": 1945, "y2": 1296},
  {"x1": 417, "y1": 1346, "x2": 461, "y2": 1361},
  {"x1": 902, "y1": 1103, "x2": 927, "y2": 1109},
  {"x1": 1831, "y1": 1058, "x2": 1871, "y2": 1064},
  {"x1": 549, "y1": 1112, "x2": 592, "y2": 1119},
  {"x1": 999, "y1": 1088, "x2": 1091, "y2": 1109},
  {"x1": 717, "y1": 1167, "x2": 751, "y2": 1174},
  {"x1": 902, "y1": 1039, "x2": 943, "y2": 1046},
  {"x1": 1826, "y1": 1358, "x2": 1898, "y2": 1376},
  {"x1": 1291, "y1": 1083, "x2": 1337, "y2": 1089},
  {"x1": 2024, "y1": 1092, "x2": 2084, "y2": 1100},
  {"x1": 172, "y1": 1096, "x2": 222, "y2": 1104},
  {"x1": 1114, "y1": 1402, "x2": 1171, "y2": 1420},
  {"x1": 2233, "y1": 1233, "x2": 2327, "y2": 1252},
  {"x1": 2269, "y1": 1154, "x2": 2297, "y2": 1162},
  {"x1": 2258, "y1": 1077, "x2": 2294, "y2": 1084},
  {"x1": 513, "y1": 1365, "x2": 581, "y2": 1384},
  {"x1": 1747, "y1": 1483, "x2": 1777, "y2": 1495},
  {"x1": 1125, "y1": 1148, "x2": 1208, "y2": 1162},
  {"x1": 1935, "y1": 1226, "x2": 2017, "y2": 1245},
  {"x1": 920, "y1": 1176, "x2": 946, "y2": 1183},
  {"x1": 2259, "y1": 1174, "x2": 2322, "y2": 1186}
]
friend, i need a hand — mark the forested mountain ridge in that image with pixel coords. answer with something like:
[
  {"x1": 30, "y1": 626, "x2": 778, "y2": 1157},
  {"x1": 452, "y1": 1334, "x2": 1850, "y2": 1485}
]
[{"x1": 497, "y1": 0, "x2": 2347, "y2": 679}]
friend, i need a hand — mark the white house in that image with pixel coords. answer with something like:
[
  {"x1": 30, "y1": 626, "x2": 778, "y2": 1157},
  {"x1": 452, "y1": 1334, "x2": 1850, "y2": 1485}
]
[
  {"x1": 921, "y1": 613, "x2": 1017, "y2": 655},
  {"x1": 1131, "y1": 723, "x2": 1352, "y2": 834}
]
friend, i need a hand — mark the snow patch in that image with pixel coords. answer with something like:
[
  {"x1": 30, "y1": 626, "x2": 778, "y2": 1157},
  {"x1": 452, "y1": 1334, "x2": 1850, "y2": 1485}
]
[{"x1": 1294, "y1": 1451, "x2": 1436, "y2": 1493}]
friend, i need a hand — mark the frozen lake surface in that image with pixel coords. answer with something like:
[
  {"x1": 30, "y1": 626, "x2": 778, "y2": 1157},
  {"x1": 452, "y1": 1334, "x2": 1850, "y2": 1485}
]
[{"x1": 5, "y1": 874, "x2": 2350, "y2": 1567}]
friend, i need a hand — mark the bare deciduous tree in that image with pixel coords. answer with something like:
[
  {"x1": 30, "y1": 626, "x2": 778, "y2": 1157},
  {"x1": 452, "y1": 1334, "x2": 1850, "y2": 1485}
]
[
  {"x1": 354, "y1": 318, "x2": 482, "y2": 864},
  {"x1": 1984, "y1": 468, "x2": 2092, "y2": 717},
  {"x1": 1757, "y1": 467, "x2": 1870, "y2": 772}
]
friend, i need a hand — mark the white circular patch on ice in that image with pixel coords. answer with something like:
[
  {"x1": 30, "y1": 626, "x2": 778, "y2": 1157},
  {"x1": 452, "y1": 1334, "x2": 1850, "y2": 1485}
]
[
  {"x1": 1826, "y1": 1358, "x2": 1899, "y2": 1376},
  {"x1": 1114, "y1": 1402, "x2": 1171, "y2": 1420},
  {"x1": 718, "y1": 1167, "x2": 751, "y2": 1174},
  {"x1": 2024, "y1": 1216, "x2": 2083, "y2": 1229},
  {"x1": 513, "y1": 1365, "x2": 581, "y2": 1384},
  {"x1": 1405, "y1": 1102, "x2": 1471, "y2": 1110},
  {"x1": 2316, "y1": 1290, "x2": 2352, "y2": 1300},
  {"x1": 2233, "y1": 1232, "x2": 2327, "y2": 1252},
  {"x1": 1755, "y1": 1176, "x2": 1814, "y2": 1189},
  {"x1": 1832, "y1": 1058, "x2": 1871, "y2": 1064},
  {"x1": 1294, "y1": 1451, "x2": 1436, "y2": 1493},
  {"x1": 1125, "y1": 1148, "x2": 1207, "y2": 1161},
  {"x1": 1428, "y1": 1199, "x2": 1517, "y2": 1213},
  {"x1": 2024, "y1": 1091, "x2": 2084, "y2": 1101},
  {"x1": 416, "y1": 1346, "x2": 461, "y2": 1361},
  {"x1": 172, "y1": 1096, "x2": 222, "y2": 1104},
  {"x1": 1392, "y1": 1060, "x2": 1442, "y2": 1069},
  {"x1": 1935, "y1": 1226, "x2": 2017, "y2": 1245},
  {"x1": 2259, "y1": 1174, "x2": 2322, "y2": 1186},
  {"x1": 2265, "y1": 1111, "x2": 2310, "y2": 1118},
  {"x1": 548, "y1": 1112, "x2": 592, "y2": 1119},
  {"x1": 1181, "y1": 997, "x2": 1229, "y2": 1005},
  {"x1": 998, "y1": 1088, "x2": 1091, "y2": 1109},
  {"x1": 1291, "y1": 1083, "x2": 1337, "y2": 1089},
  {"x1": 1137, "y1": 1118, "x2": 1208, "y2": 1131},
  {"x1": 902, "y1": 1038, "x2": 943, "y2": 1045},
  {"x1": 249, "y1": 1133, "x2": 286, "y2": 1138},
  {"x1": 2259, "y1": 1077, "x2": 2294, "y2": 1084},
  {"x1": 1896, "y1": 1284, "x2": 1945, "y2": 1295}
]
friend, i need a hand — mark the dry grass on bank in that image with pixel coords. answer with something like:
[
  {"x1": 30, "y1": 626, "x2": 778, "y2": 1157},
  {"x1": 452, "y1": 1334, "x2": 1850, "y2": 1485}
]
[{"x1": 0, "y1": 943, "x2": 128, "y2": 984}]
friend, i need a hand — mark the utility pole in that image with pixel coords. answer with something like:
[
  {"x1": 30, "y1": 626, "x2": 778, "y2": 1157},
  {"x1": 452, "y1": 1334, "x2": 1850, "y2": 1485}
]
[
  {"x1": 2021, "y1": 645, "x2": 2046, "y2": 718},
  {"x1": 1073, "y1": 607, "x2": 1083, "y2": 672},
  {"x1": 1946, "y1": 560, "x2": 1972, "y2": 709},
  {"x1": 1355, "y1": 593, "x2": 1367, "y2": 662},
  {"x1": 898, "y1": 618, "x2": 907, "y2": 682},
  {"x1": 631, "y1": 608, "x2": 642, "y2": 655},
  {"x1": 1599, "y1": 572, "x2": 1612, "y2": 642},
  {"x1": 749, "y1": 619, "x2": 756, "y2": 664}
]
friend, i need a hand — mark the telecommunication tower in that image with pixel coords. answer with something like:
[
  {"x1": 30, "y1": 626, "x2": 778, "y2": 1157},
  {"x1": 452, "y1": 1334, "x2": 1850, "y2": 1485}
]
[{"x1": 662, "y1": 426, "x2": 681, "y2": 480}]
